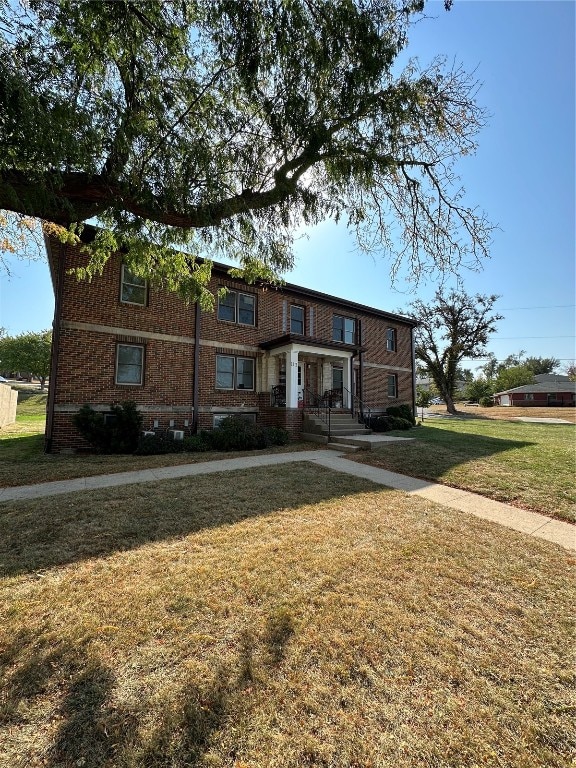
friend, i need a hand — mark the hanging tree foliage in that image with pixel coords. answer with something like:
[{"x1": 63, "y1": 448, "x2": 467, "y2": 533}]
[{"x1": 1, "y1": 0, "x2": 491, "y2": 302}]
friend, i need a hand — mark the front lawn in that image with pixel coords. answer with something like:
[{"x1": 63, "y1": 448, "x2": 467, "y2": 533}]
[
  {"x1": 0, "y1": 463, "x2": 573, "y2": 767},
  {"x1": 0, "y1": 393, "x2": 309, "y2": 487},
  {"x1": 355, "y1": 418, "x2": 576, "y2": 522}
]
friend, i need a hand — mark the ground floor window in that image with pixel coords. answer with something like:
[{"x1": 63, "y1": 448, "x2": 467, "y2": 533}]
[
  {"x1": 116, "y1": 343, "x2": 144, "y2": 385},
  {"x1": 216, "y1": 355, "x2": 255, "y2": 390},
  {"x1": 387, "y1": 373, "x2": 397, "y2": 398},
  {"x1": 213, "y1": 412, "x2": 257, "y2": 428}
]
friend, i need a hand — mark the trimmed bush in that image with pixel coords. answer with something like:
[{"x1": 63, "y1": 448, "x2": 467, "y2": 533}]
[
  {"x1": 135, "y1": 432, "x2": 187, "y2": 455},
  {"x1": 387, "y1": 416, "x2": 413, "y2": 430},
  {"x1": 264, "y1": 426, "x2": 290, "y2": 446},
  {"x1": 73, "y1": 401, "x2": 143, "y2": 453},
  {"x1": 386, "y1": 404, "x2": 415, "y2": 425}
]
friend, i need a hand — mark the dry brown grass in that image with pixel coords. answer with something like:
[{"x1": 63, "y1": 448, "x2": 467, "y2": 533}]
[
  {"x1": 428, "y1": 404, "x2": 576, "y2": 423},
  {"x1": 1, "y1": 463, "x2": 574, "y2": 768}
]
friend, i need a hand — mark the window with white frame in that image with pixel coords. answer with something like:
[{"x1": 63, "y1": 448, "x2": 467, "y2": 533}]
[
  {"x1": 120, "y1": 265, "x2": 147, "y2": 306},
  {"x1": 116, "y1": 344, "x2": 144, "y2": 385},
  {"x1": 387, "y1": 373, "x2": 397, "y2": 398},
  {"x1": 217, "y1": 289, "x2": 256, "y2": 325},
  {"x1": 216, "y1": 355, "x2": 255, "y2": 390},
  {"x1": 290, "y1": 305, "x2": 305, "y2": 334},
  {"x1": 386, "y1": 328, "x2": 396, "y2": 352},
  {"x1": 333, "y1": 315, "x2": 356, "y2": 344}
]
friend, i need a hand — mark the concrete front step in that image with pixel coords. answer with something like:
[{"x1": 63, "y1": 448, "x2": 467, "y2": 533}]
[
  {"x1": 326, "y1": 442, "x2": 360, "y2": 453},
  {"x1": 301, "y1": 433, "x2": 372, "y2": 450}
]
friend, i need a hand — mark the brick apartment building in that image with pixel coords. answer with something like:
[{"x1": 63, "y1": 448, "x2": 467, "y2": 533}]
[{"x1": 44, "y1": 231, "x2": 417, "y2": 452}]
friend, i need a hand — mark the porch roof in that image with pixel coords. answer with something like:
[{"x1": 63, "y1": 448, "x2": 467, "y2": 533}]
[{"x1": 259, "y1": 333, "x2": 365, "y2": 354}]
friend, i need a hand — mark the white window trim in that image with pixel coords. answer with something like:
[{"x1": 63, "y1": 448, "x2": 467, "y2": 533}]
[
  {"x1": 217, "y1": 289, "x2": 256, "y2": 326},
  {"x1": 120, "y1": 264, "x2": 147, "y2": 306},
  {"x1": 333, "y1": 314, "x2": 356, "y2": 344},
  {"x1": 386, "y1": 328, "x2": 397, "y2": 352},
  {"x1": 387, "y1": 373, "x2": 398, "y2": 398},
  {"x1": 115, "y1": 343, "x2": 144, "y2": 385}
]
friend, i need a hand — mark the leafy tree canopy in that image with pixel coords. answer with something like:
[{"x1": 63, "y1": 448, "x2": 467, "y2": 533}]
[
  {"x1": 1, "y1": 0, "x2": 491, "y2": 303},
  {"x1": 524, "y1": 356, "x2": 560, "y2": 376},
  {"x1": 493, "y1": 365, "x2": 535, "y2": 394},
  {"x1": 0, "y1": 329, "x2": 52, "y2": 389},
  {"x1": 408, "y1": 290, "x2": 502, "y2": 414}
]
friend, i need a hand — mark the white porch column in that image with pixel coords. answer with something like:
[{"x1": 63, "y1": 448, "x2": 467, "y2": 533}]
[
  {"x1": 342, "y1": 357, "x2": 352, "y2": 408},
  {"x1": 285, "y1": 349, "x2": 299, "y2": 408}
]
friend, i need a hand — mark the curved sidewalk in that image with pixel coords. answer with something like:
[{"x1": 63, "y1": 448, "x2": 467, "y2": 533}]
[{"x1": 0, "y1": 449, "x2": 573, "y2": 552}]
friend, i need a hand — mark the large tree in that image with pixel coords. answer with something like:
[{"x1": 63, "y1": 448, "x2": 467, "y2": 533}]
[
  {"x1": 1, "y1": 0, "x2": 491, "y2": 301},
  {"x1": 409, "y1": 291, "x2": 502, "y2": 414},
  {"x1": 0, "y1": 330, "x2": 52, "y2": 390}
]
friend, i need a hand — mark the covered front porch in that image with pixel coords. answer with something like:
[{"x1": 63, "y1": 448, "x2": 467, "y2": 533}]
[{"x1": 260, "y1": 337, "x2": 356, "y2": 411}]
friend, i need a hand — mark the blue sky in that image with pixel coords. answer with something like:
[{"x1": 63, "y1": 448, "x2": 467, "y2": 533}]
[{"x1": 1, "y1": 0, "x2": 574, "y2": 371}]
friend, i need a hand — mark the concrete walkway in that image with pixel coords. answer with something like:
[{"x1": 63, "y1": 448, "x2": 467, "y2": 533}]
[{"x1": 1, "y1": 449, "x2": 573, "y2": 552}]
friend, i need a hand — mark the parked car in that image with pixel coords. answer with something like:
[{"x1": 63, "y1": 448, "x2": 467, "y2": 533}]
[{"x1": 429, "y1": 397, "x2": 445, "y2": 405}]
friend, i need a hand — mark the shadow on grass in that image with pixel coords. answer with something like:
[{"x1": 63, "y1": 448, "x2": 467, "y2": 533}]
[
  {"x1": 0, "y1": 463, "x2": 380, "y2": 578},
  {"x1": 1, "y1": 620, "x2": 290, "y2": 767},
  {"x1": 365, "y1": 425, "x2": 535, "y2": 477}
]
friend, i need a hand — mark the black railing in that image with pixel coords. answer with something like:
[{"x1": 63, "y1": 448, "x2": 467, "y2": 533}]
[
  {"x1": 270, "y1": 384, "x2": 286, "y2": 407},
  {"x1": 342, "y1": 386, "x2": 372, "y2": 427},
  {"x1": 302, "y1": 387, "x2": 331, "y2": 438}
]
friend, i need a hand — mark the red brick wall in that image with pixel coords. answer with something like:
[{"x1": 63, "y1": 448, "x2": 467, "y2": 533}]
[{"x1": 46, "y1": 238, "x2": 414, "y2": 451}]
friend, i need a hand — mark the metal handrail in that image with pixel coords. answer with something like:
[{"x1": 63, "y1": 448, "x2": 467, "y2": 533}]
[
  {"x1": 342, "y1": 386, "x2": 372, "y2": 426},
  {"x1": 302, "y1": 387, "x2": 331, "y2": 439}
]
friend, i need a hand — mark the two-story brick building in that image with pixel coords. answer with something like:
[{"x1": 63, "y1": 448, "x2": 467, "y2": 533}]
[{"x1": 44, "y1": 230, "x2": 417, "y2": 452}]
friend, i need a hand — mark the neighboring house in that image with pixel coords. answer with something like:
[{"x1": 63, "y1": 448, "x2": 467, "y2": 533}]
[
  {"x1": 44, "y1": 230, "x2": 417, "y2": 452},
  {"x1": 494, "y1": 380, "x2": 576, "y2": 407}
]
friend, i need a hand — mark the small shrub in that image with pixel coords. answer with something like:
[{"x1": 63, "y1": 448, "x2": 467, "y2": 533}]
[
  {"x1": 386, "y1": 404, "x2": 415, "y2": 425},
  {"x1": 182, "y1": 434, "x2": 211, "y2": 452},
  {"x1": 387, "y1": 416, "x2": 412, "y2": 430},
  {"x1": 207, "y1": 416, "x2": 270, "y2": 451},
  {"x1": 366, "y1": 415, "x2": 393, "y2": 432},
  {"x1": 264, "y1": 426, "x2": 290, "y2": 446},
  {"x1": 479, "y1": 396, "x2": 494, "y2": 407},
  {"x1": 135, "y1": 432, "x2": 187, "y2": 455},
  {"x1": 73, "y1": 401, "x2": 143, "y2": 453}
]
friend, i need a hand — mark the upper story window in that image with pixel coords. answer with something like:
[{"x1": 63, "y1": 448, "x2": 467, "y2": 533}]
[
  {"x1": 386, "y1": 328, "x2": 397, "y2": 352},
  {"x1": 290, "y1": 305, "x2": 305, "y2": 334},
  {"x1": 333, "y1": 315, "x2": 356, "y2": 344},
  {"x1": 116, "y1": 343, "x2": 144, "y2": 385},
  {"x1": 217, "y1": 289, "x2": 256, "y2": 325},
  {"x1": 121, "y1": 265, "x2": 147, "y2": 306}
]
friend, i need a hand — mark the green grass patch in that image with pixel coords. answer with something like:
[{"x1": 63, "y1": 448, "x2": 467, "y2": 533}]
[
  {"x1": 356, "y1": 418, "x2": 576, "y2": 522},
  {"x1": 0, "y1": 464, "x2": 573, "y2": 767}
]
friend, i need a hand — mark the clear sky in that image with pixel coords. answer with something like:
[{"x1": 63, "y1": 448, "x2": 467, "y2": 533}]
[{"x1": 1, "y1": 0, "x2": 574, "y2": 371}]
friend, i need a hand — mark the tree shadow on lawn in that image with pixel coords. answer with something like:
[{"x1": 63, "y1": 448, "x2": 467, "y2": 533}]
[
  {"x1": 1, "y1": 625, "x2": 269, "y2": 768},
  {"x1": 0, "y1": 463, "x2": 379, "y2": 578},
  {"x1": 364, "y1": 425, "x2": 536, "y2": 477}
]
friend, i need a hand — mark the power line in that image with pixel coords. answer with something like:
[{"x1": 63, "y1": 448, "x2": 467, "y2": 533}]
[
  {"x1": 493, "y1": 335, "x2": 575, "y2": 340},
  {"x1": 498, "y1": 304, "x2": 576, "y2": 311}
]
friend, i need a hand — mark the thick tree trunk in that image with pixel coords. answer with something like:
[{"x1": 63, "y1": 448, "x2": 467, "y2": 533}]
[{"x1": 444, "y1": 392, "x2": 457, "y2": 414}]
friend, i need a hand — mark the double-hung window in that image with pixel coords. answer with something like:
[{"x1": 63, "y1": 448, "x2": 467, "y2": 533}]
[
  {"x1": 290, "y1": 305, "x2": 305, "y2": 334},
  {"x1": 116, "y1": 344, "x2": 144, "y2": 385},
  {"x1": 120, "y1": 265, "x2": 147, "y2": 306},
  {"x1": 217, "y1": 290, "x2": 256, "y2": 325},
  {"x1": 333, "y1": 315, "x2": 356, "y2": 344},
  {"x1": 387, "y1": 374, "x2": 397, "y2": 398},
  {"x1": 386, "y1": 328, "x2": 397, "y2": 352},
  {"x1": 216, "y1": 355, "x2": 255, "y2": 390}
]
